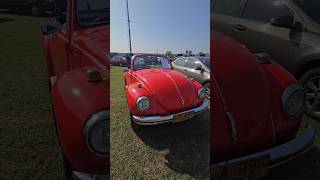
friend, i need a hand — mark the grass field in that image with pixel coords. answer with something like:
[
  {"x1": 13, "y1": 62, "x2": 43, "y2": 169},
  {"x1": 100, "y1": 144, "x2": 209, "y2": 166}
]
[
  {"x1": 0, "y1": 14, "x2": 62, "y2": 179},
  {"x1": 110, "y1": 66, "x2": 210, "y2": 179}
]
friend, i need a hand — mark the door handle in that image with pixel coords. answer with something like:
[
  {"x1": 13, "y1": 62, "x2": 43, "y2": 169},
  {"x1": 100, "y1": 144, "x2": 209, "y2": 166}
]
[{"x1": 233, "y1": 24, "x2": 247, "y2": 31}]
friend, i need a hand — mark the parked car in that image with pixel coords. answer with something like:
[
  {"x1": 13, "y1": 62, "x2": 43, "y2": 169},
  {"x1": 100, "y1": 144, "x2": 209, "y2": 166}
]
[
  {"x1": 111, "y1": 56, "x2": 127, "y2": 66},
  {"x1": 41, "y1": 0, "x2": 109, "y2": 179},
  {"x1": 211, "y1": 31, "x2": 316, "y2": 179},
  {"x1": 172, "y1": 56, "x2": 210, "y2": 97},
  {"x1": 212, "y1": 0, "x2": 320, "y2": 120},
  {"x1": 123, "y1": 54, "x2": 209, "y2": 129},
  {"x1": 0, "y1": 0, "x2": 55, "y2": 16}
]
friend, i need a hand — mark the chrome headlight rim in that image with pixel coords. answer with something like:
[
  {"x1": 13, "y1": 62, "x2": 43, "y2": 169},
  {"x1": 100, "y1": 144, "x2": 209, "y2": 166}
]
[
  {"x1": 136, "y1": 96, "x2": 151, "y2": 111},
  {"x1": 281, "y1": 84, "x2": 305, "y2": 119},
  {"x1": 83, "y1": 110, "x2": 109, "y2": 158},
  {"x1": 198, "y1": 88, "x2": 206, "y2": 99}
]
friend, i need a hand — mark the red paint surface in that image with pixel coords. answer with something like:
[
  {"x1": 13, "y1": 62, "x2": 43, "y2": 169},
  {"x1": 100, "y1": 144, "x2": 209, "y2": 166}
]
[
  {"x1": 211, "y1": 32, "x2": 302, "y2": 163},
  {"x1": 42, "y1": 0, "x2": 109, "y2": 174}
]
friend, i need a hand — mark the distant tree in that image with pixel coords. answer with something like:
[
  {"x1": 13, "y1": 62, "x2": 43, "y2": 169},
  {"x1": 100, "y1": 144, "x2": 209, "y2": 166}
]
[{"x1": 198, "y1": 52, "x2": 206, "y2": 57}]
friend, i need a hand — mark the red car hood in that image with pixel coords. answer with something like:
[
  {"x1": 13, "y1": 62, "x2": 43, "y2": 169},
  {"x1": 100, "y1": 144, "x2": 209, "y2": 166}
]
[
  {"x1": 134, "y1": 68, "x2": 197, "y2": 114},
  {"x1": 74, "y1": 25, "x2": 109, "y2": 66},
  {"x1": 212, "y1": 32, "x2": 274, "y2": 162}
]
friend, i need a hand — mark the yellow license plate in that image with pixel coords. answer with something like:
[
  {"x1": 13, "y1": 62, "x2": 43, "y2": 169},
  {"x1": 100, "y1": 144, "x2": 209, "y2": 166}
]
[
  {"x1": 211, "y1": 156, "x2": 269, "y2": 180},
  {"x1": 173, "y1": 111, "x2": 194, "y2": 123}
]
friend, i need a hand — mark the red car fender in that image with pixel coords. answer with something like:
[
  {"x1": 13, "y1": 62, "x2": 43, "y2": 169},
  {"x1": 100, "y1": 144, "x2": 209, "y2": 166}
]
[
  {"x1": 126, "y1": 82, "x2": 158, "y2": 115},
  {"x1": 41, "y1": 35, "x2": 54, "y2": 77},
  {"x1": 52, "y1": 67, "x2": 109, "y2": 174},
  {"x1": 260, "y1": 62, "x2": 302, "y2": 144}
]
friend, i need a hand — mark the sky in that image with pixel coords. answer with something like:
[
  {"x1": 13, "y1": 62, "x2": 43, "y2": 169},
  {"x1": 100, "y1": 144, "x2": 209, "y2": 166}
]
[{"x1": 110, "y1": 0, "x2": 210, "y2": 54}]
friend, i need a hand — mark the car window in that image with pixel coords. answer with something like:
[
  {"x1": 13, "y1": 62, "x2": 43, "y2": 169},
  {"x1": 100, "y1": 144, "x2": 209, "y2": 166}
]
[
  {"x1": 292, "y1": 0, "x2": 320, "y2": 23},
  {"x1": 198, "y1": 57, "x2": 210, "y2": 69},
  {"x1": 185, "y1": 59, "x2": 198, "y2": 69},
  {"x1": 55, "y1": 0, "x2": 68, "y2": 25},
  {"x1": 133, "y1": 56, "x2": 172, "y2": 70},
  {"x1": 212, "y1": 0, "x2": 245, "y2": 17},
  {"x1": 77, "y1": 0, "x2": 110, "y2": 26},
  {"x1": 174, "y1": 58, "x2": 187, "y2": 67},
  {"x1": 244, "y1": 0, "x2": 294, "y2": 22}
]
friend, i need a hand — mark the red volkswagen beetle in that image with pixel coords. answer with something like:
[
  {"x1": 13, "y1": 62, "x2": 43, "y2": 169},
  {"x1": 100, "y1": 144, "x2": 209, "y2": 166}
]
[
  {"x1": 123, "y1": 54, "x2": 209, "y2": 128},
  {"x1": 41, "y1": 0, "x2": 109, "y2": 179},
  {"x1": 211, "y1": 31, "x2": 317, "y2": 179}
]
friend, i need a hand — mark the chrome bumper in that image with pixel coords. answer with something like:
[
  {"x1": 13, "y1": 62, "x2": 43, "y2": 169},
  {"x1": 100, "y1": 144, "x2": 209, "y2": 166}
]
[
  {"x1": 212, "y1": 126, "x2": 317, "y2": 168},
  {"x1": 73, "y1": 171, "x2": 108, "y2": 180},
  {"x1": 132, "y1": 99, "x2": 209, "y2": 125}
]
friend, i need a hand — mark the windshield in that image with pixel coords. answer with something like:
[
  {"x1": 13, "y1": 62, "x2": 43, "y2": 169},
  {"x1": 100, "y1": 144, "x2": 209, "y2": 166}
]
[
  {"x1": 198, "y1": 57, "x2": 210, "y2": 69},
  {"x1": 77, "y1": 0, "x2": 110, "y2": 27},
  {"x1": 293, "y1": 0, "x2": 320, "y2": 23},
  {"x1": 133, "y1": 56, "x2": 172, "y2": 70}
]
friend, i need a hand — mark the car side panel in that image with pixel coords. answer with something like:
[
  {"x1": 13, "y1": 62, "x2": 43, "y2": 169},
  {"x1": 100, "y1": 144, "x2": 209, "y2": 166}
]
[{"x1": 52, "y1": 68, "x2": 109, "y2": 174}]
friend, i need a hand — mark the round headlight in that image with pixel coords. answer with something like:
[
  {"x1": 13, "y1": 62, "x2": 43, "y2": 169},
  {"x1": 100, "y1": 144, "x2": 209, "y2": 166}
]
[
  {"x1": 84, "y1": 110, "x2": 109, "y2": 157},
  {"x1": 198, "y1": 88, "x2": 206, "y2": 99},
  {"x1": 136, "y1": 96, "x2": 151, "y2": 111},
  {"x1": 282, "y1": 84, "x2": 305, "y2": 119}
]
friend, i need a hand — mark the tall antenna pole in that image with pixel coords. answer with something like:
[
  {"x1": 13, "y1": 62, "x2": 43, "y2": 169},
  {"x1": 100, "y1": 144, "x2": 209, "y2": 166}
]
[{"x1": 126, "y1": 0, "x2": 132, "y2": 54}]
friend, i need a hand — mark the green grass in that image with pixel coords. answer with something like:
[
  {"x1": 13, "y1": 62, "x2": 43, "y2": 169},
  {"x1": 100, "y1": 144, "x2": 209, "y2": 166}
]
[
  {"x1": 0, "y1": 14, "x2": 62, "y2": 179},
  {"x1": 110, "y1": 66, "x2": 210, "y2": 179}
]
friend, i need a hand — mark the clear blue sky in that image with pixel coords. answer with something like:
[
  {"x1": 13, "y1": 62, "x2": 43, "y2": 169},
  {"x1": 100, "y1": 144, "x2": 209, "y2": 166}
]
[{"x1": 111, "y1": 0, "x2": 210, "y2": 54}]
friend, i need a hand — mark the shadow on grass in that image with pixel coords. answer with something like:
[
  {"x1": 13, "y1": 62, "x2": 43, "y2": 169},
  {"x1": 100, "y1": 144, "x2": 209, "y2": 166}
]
[
  {"x1": 133, "y1": 111, "x2": 210, "y2": 179},
  {"x1": 263, "y1": 146, "x2": 320, "y2": 179},
  {"x1": 0, "y1": 18, "x2": 13, "y2": 23}
]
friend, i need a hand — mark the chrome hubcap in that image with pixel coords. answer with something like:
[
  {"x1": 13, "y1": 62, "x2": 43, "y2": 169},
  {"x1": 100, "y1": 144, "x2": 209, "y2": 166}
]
[{"x1": 305, "y1": 76, "x2": 320, "y2": 116}]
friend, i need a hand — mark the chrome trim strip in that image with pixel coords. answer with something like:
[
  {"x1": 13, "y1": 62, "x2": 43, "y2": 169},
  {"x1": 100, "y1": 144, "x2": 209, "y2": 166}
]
[
  {"x1": 212, "y1": 126, "x2": 316, "y2": 168},
  {"x1": 132, "y1": 99, "x2": 209, "y2": 125}
]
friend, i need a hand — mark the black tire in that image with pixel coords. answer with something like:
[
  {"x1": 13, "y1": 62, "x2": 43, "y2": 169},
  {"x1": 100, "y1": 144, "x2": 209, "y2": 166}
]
[
  {"x1": 130, "y1": 112, "x2": 141, "y2": 131},
  {"x1": 299, "y1": 67, "x2": 320, "y2": 120},
  {"x1": 59, "y1": 147, "x2": 74, "y2": 180}
]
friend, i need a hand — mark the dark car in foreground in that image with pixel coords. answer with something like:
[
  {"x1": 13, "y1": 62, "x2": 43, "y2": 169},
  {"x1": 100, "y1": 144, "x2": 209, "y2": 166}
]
[
  {"x1": 172, "y1": 56, "x2": 210, "y2": 97},
  {"x1": 212, "y1": 0, "x2": 320, "y2": 120}
]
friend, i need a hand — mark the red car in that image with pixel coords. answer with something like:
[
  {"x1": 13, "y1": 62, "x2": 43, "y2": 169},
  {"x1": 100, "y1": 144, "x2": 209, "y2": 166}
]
[
  {"x1": 41, "y1": 0, "x2": 109, "y2": 179},
  {"x1": 123, "y1": 54, "x2": 209, "y2": 128},
  {"x1": 211, "y1": 31, "x2": 317, "y2": 179}
]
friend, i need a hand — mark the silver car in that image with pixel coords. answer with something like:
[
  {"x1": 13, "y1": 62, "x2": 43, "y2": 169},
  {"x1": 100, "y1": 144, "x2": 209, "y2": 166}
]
[{"x1": 172, "y1": 56, "x2": 210, "y2": 97}]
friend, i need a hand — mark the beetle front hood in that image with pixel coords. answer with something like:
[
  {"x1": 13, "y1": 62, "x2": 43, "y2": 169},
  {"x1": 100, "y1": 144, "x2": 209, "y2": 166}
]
[
  {"x1": 134, "y1": 69, "x2": 197, "y2": 114},
  {"x1": 212, "y1": 32, "x2": 274, "y2": 162}
]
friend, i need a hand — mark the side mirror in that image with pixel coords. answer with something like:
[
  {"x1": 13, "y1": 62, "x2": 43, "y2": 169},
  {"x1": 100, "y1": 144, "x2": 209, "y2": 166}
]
[
  {"x1": 41, "y1": 19, "x2": 61, "y2": 35},
  {"x1": 195, "y1": 65, "x2": 203, "y2": 71},
  {"x1": 270, "y1": 15, "x2": 294, "y2": 28}
]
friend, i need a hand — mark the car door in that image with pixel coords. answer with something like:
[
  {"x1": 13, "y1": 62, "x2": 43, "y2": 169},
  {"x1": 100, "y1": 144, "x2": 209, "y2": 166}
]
[
  {"x1": 172, "y1": 58, "x2": 187, "y2": 74},
  {"x1": 185, "y1": 58, "x2": 204, "y2": 83},
  {"x1": 230, "y1": 0, "x2": 301, "y2": 69},
  {"x1": 49, "y1": 0, "x2": 70, "y2": 77},
  {"x1": 211, "y1": 0, "x2": 247, "y2": 37}
]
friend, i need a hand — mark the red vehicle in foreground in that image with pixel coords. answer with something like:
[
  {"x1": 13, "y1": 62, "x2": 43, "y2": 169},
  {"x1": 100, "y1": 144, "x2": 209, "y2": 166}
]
[
  {"x1": 123, "y1": 54, "x2": 209, "y2": 128},
  {"x1": 211, "y1": 31, "x2": 317, "y2": 179},
  {"x1": 41, "y1": 0, "x2": 109, "y2": 179}
]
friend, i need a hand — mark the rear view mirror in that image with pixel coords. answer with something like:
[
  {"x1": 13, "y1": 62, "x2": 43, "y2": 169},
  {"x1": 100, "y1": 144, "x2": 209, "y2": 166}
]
[
  {"x1": 41, "y1": 19, "x2": 61, "y2": 35},
  {"x1": 270, "y1": 15, "x2": 294, "y2": 28},
  {"x1": 195, "y1": 65, "x2": 203, "y2": 71}
]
